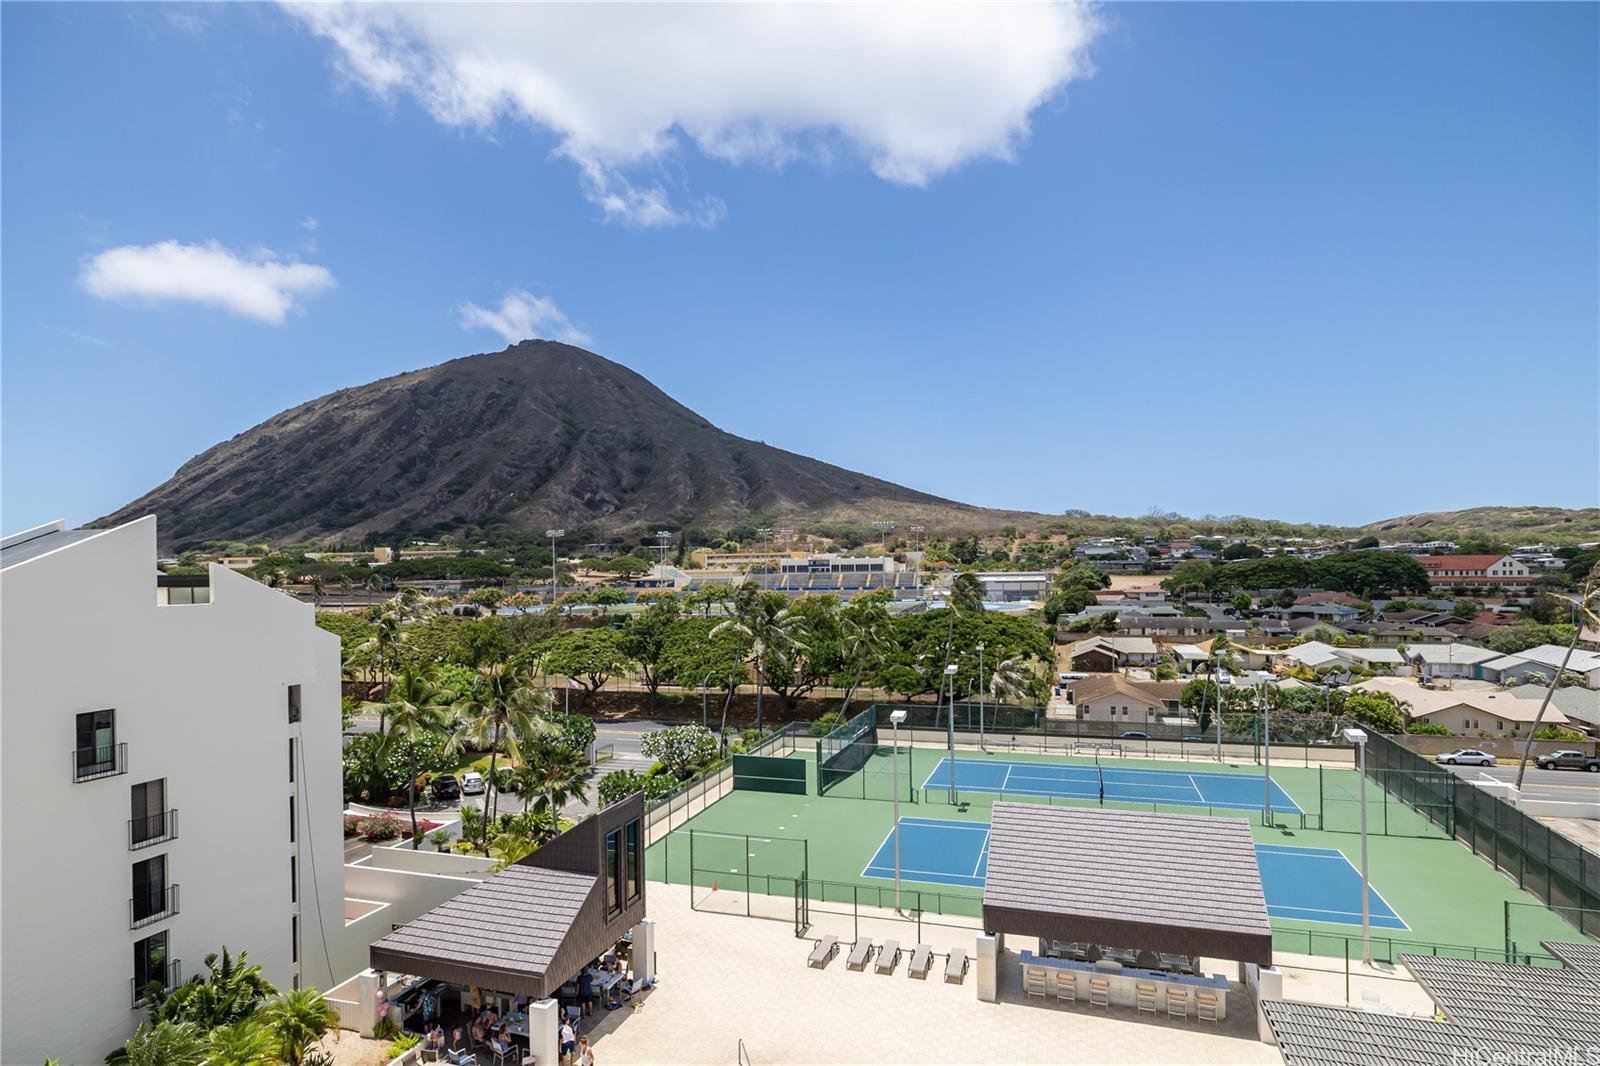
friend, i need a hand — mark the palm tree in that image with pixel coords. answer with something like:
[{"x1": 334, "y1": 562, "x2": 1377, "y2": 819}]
[
  {"x1": 950, "y1": 571, "x2": 985, "y2": 614},
  {"x1": 309, "y1": 575, "x2": 326, "y2": 606},
  {"x1": 204, "y1": 1018, "x2": 278, "y2": 1066},
  {"x1": 837, "y1": 597, "x2": 893, "y2": 715},
  {"x1": 456, "y1": 663, "x2": 549, "y2": 845},
  {"x1": 525, "y1": 741, "x2": 592, "y2": 823},
  {"x1": 260, "y1": 989, "x2": 339, "y2": 1066},
  {"x1": 368, "y1": 666, "x2": 460, "y2": 847},
  {"x1": 989, "y1": 656, "x2": 1038, "y2": 705},
  {"x1": 711, "y1": 584, "x2": 808, "y2": 730},
  {"x1": 1515, "y1": 564, "x2": 1599, "y2": 790},
  {"x1": 152, "y1": 947, "x2": 276, "y2": 1029},
  {"x1": 110, "y1": 1021, "x2": 205, "y2": 1066}
]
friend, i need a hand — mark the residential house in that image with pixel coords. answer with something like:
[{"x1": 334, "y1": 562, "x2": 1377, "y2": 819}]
[
  {"x1": 1355, "y1": 679, "x2": 1566, "y2": 737},
  {"x1": 1507, "y1": 684, "x2": 1600, "y2": 736},
  {"x1": 1, "y1": 518, "x2": 347, "y2": 1066},
  {"x1": 1066, "y1": 635, "x2": 1160, "y2": 671},
  {"x1": 1279, "y1": 640, "x2": 1404, "y2": 675},
  {"x1": 1503, "y1": 644, "x2": 1600, "y2": 688},
  {"x1": 1285, "y1": 601, "x2": 1365, "y2": 625},
  {"x1": 1414, "y1": 555, "x2": 1535, "y2": 591},
  {"x1": 1063, "y1": 675, "x2": 1185, "y2": 726},
  {"x1": 1406, "y1": 643, "x2": 1504, "y2": 681}
]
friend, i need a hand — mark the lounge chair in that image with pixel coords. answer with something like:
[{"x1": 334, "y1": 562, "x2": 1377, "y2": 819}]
[
  {"x1": 1195, "y1": 990, "x2": 1220, "y2": 1024},
  {"x1": 944, "y1": 948, "x2": 968, "y2": 983},
  {"x1": 1089, "y1": 977, "x2": 1111, "y2": 1009},
  {"x1": 1135, "y1": 981, "x2": 1158, "y2": 1015},
  {"x1": 908, "y1": 945, "x2": 933, "y2": 979},
  {"x1": 847, "y1": 940, "x2": 873, "y2": 971},
  {"x1": 808, "y1": 935, "x2": 838, "y2": 968},
  {"x1": 1166, "y1": 986, "x2": 1189, "y2": 1018},
  {"x1": 875, "y1": 941, "x2": 901, "y2": 974}
]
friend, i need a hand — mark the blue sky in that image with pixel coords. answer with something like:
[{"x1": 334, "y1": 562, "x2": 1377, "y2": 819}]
[{"x1": 4, "y1": 2, "x2": 1596, "y2": 533}]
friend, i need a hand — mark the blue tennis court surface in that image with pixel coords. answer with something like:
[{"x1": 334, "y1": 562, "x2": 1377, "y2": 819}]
[
  {"x1": 862, "y1": 819, "x2": 1404, "y2": 929},
  {"x1": 921, "y1": 756, "x2": 1303, "y2": 814}
]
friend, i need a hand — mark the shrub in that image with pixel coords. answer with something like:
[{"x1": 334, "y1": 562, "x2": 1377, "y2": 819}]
[
  {"x1": 1406, "y1": 722, "x2": 1453, "y2": 736},
  {"x1": 389, "y1": 1032, "x2": 421, "y2": 1055},
  {"x1": 641, "y1": 724, "x2": 718, "y2": 778},
  {"x1": 428, "y1": 829, "x2": 453, "y2": 850},
  {"x1": 808, "y1": 712, "x2": 845, "y2": 737},
  {"x1": 358, "y1": 815, "x2": 402, "y2": 841},
  {"x1": 538, "y1": 709, "x2": 597, "y2": 755},
  {"x1": 372, "y1": 1016, "x2": 400, "y2": 1040},
  {"x1": 1533, "y1": 725, "x2": 1586, "y2": 741},
  {"x1": 342, "y1": 814, "x2": 363, "y2": 836}
]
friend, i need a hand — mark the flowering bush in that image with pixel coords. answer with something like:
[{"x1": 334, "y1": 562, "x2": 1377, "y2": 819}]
[
  {"x1": 358, "y1": 815, "x2": 402, "y2": 841},
  {"x1": 640, "y1": 724, "x2": 717, "y2": 779}
]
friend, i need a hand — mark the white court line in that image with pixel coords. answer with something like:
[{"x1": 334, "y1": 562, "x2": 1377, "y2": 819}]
[
  {"x1": 1262, "y1": 847, "x2": 1411, "y2": 930},
  {"x1": 972, "y1": 830, "x2": 992, "y2": 877},
  {"x1": 1001, "y1": 764, "x2": 1013, "y2": 791}
]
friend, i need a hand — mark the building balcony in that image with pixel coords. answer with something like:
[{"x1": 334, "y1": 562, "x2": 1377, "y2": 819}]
[
  {"x1": 130, "y1": 959, "x2": 182, "y2": 1008},
  {"x1": 72, "y1": 742, "x2": 127, "y2": 783},
  {"x1": 130, "y1": 884, "x2": 179, "y2": 930},
  {"x1": 129, "y1": 809, "x2": 178, "y2": 850}
]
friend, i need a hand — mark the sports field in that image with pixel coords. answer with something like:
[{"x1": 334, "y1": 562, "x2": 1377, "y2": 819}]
[{"x1": 646, "y1": 743, "x2": 1579, "y2": 959}]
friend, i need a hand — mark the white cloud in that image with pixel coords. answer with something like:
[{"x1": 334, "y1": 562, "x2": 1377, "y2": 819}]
[
  {"x1": 79, "y1": 240, "x2": 335, "y2": 324},
  {"x1": 459, "y1": 289, "x2": 591, "y2": 347},
  {"x1": 283, "y1": 3, "x2": 1098, "y2": 226},
  {"x1": 302, "y1": 215, "x2": 320, "y2": 232}
]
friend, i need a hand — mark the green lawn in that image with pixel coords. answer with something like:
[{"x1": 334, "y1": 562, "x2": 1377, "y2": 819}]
[{"x1": 646, "y1": 745, "x2": 1580, "y2": 961}]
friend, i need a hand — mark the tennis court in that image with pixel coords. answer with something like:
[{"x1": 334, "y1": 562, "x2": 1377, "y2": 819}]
[
  {"x1": 921, "y1": 756, "x2": 1304, "y2": 813},
  {"x1": 861, "y1": 818, "x2": 1404, "y2": 929}
]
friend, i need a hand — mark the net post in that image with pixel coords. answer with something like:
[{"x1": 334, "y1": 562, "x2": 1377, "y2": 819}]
[{"x1": 688, "y1": 830, "x2": 696, "y2": 910}]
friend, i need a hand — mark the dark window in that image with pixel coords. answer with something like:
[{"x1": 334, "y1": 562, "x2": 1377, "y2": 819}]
[
  {"x1": 291, "y1": 915, "x2": 298, "y2": 964},
  {"x1": 132, "y1": 855, "x2": 166, "y2": 923},
  {"x1": 131, "y1": 779, "x2": 167, "y2": 846},
  {"x1": 287, "y1": 685, "x2": 302, "y2": 724},
  {"x1": 290, "y1": 855, "x2": 297, "y2": 903},
  {"x1": 134, "y1": 932, "x2": 168, "y2": 994},
  {"x1": 76, "y1": 709, "x2": 115, "y2": 774},
  {"x1": 289, "y1": 795, "x2": 296, "y2": 843},
  {"x1": 625, "y1": 820, "x2": 641, "y2": 904},
  {"x1": 288, "y1": 738, "x2": 296, "y2": 783},
  {"x1": 605, "y1": 829, "x2": 622, "y2": 915}
]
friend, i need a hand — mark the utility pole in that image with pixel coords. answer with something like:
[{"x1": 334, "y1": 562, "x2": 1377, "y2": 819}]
[
  {"x1": 977, "y1": 642, "x2": 986, "y2": 753},
  {"x1": 890, "y1": 709, "x2": 908, "y2": 912},
  {"x1": 546, "y1": 528, "x2": 564, "y2": 609},
  {"x1": 944, "y1": 663, "x2": 959, "y2": 803}
]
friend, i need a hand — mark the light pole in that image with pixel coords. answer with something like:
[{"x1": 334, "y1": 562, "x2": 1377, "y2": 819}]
[
  {"x1": 977, "y1": 642, "x2": 987, "y2": 753},
  {"x1": 700, "y1": 669, "x2": 720, "y2": 729},
  {"x1": 944, "y1": 663, "x2": 959, "y2": 803},
  {"x1": 1343, "y1": 727, "x2": 1372, "y2": 964},
  {"x1": 1260, "y1": 682, "x2": 1273, "y2": 825},
  {"x1": 890, "y1": 708, "x2": 908, "y2": 912},
  {"x1": 545, "y1": 528, "x2": 564, "y2": 608}
]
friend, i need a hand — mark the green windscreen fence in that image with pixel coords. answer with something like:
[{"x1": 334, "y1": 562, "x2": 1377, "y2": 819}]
[
  {"x1": 816, "y1": 706, "x2": 879, "y2": 794},
  {"x1": 732, "y1": 754, "x2": 807, "y2": 795}
]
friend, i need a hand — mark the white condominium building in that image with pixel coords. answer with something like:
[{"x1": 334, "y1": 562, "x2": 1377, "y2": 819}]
[{"x1": 1, "y1": 516, "x2": 345, "y2": 1066}]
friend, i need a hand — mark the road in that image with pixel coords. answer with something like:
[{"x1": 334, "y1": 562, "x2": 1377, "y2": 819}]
[{"x1": 1438, "y1": 760, "x2": 1600, "y2": 808}]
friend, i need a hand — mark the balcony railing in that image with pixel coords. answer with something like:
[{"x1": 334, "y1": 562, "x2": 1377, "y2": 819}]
[
  {"x1": 130, "y1": 959, "x2": 181, "y2": 1008},
  {"x1": 72, "y1": 742, "x2": 127, "y2": 782},
  {"x1": 129, "y1": 809, "x2": 178, "y2": 850},
  {"x1": 129, "y1": 884, "x2": 179, "y2": 929}
]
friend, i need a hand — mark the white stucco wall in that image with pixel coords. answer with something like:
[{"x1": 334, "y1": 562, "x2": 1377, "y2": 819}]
[{"x1": 1, "y1": 517, "x2": 346, "y2": 1066}]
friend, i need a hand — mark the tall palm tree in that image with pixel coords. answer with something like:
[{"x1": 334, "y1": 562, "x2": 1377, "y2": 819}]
[
  {"x1": 524, "y1": 741, "x2": 592, "y2": 823},
  {"x1": 110, "y1": 1021, "x2": 205, "y2": 1066},
  {"x1": 368, "y1": 667, "x2": 460, "y2": 847},
  {"x1": 837, "y1": 597, "x2": 894, "y2": 716},
  {"x1": 456, "y1": 663, "x2": 549, "y2": 846},
  {"x1": 950, "y1": 571, "x2": 985, "y2": 614},
  {"x1": 260, "y1": 988, "x2": 339, "y2": 1066},
  {"x1": 309, "y1": 575, "x2": 326, "y2": 607},
  {"x1": 711, "y1": 584, "x2": 808, "y2": 730},
  {"x1": 152, "y1": 947, "x2": 276, "y2": 1029},
  {"x1": 204, "y1": 1018, "x2": 278, "y2": 1066},
  {"x1": 989, "y1": 655, "x2": 1038, "y2": 705}
]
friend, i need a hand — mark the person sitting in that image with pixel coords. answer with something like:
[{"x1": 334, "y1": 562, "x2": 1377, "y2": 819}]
[
  {"x1": 470, "y1": 1017, "x2": 488, "y2": 1046},
  {"x1": 427, "y1": 1025, "x2": 446, "y2": 1052}
]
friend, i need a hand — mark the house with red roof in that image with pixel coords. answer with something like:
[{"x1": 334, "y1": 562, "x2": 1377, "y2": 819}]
[{"x1": 1414, "y1": 555, "x2": 1535, "y2": 591}]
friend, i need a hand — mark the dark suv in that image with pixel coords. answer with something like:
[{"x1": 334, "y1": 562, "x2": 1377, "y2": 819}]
[
  {"x1": 1535, "y1": 751, "x2": 1600, "y2": 772},
  {"x1": 430, "y1": 773, "x2": 461, "y2": 800}
]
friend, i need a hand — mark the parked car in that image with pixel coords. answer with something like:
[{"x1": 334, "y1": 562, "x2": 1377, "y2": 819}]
[
  {"x1": 1119, "y1": 730, "x2": 1152, "y2": 740},
  {"x1": 1435, "y1": 749, "x2": 1496, "y2": 766},
  {"x1": 430, "y1": 773, "x2": 461, "y2": 800},
  {"x1": 1535, "y1": 750, "x2": 1600, "y2": 772},
  {"x1": 459, "y1": 771, "x2": 486, "y2": 794}
]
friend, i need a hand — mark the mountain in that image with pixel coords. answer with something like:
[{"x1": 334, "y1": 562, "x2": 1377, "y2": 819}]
[
  {"x1": 100, "y1": 341, "x2": 1033, "y2": 549},
  {"x1": 1362, "y1": 506, "x2": 1600, "y2": 544}
]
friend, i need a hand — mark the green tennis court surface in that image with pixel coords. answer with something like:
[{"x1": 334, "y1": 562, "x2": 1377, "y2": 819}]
[{"x1": 646, "y1": 744, "x2": 1579, "y2": 960}]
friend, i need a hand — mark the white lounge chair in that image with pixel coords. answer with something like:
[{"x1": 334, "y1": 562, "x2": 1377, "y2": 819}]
[
  {"x1": 808, "y1": 935, "x2": 838, "y2": 968},
  {"x1": 908, "y1": 944, "x2": 932, "y2": 979},
  {"x1": 944, "y1": 948, "x2": 968, "y2": 983},
  {"x1": 846, "y1": 940, "x2": 873, "y2": 971},
  {"x1": 875, "y1": 941, "x2": 901, "y2": 974}
]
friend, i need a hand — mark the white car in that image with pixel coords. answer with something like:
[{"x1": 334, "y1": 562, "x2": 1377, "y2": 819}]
[
  {"x1": 460, "y1": 771, "x2": 486, "y2": 795},
  {"x1": 1435, "y1": 749, "x2": 1496, "y2": 766}
]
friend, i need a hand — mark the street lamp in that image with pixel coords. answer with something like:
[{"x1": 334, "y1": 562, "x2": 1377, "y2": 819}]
[
  {"x1": 944, "y1": 663, "x2": 959, "y2": 803},
  {"x1": 1260, "y1": 682, "x2": 1273, "y2": 826},
  {"x1": 545, "y1": 528, "x2": 564, "y2": 607},
  {"x1": 976, "y1": 642, "x2": 987, "y2": 753},
  {"x1": 890, "y1": 708, "x2": 908, "y2": 912},
  {"x1": 1342, "y1": 726, "x2": 1372, "y2": 964}
]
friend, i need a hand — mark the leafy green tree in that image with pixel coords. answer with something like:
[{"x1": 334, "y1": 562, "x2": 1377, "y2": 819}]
[
  {"x1": 368, "y1": 667, "x2": 461, "y2": 847},
  {"x1": 1230, "y1": 593, "x2": 1253, "y2": 613},
  {"x1": 260, "y1": 989, "x2": 339, "y2": 1066},
  {"x1": 524, "y1": 741, "x2": 592, "y2": 819},
  {"x1": 1342, "y1": 691, "x2": 1405, "y2": 733},
  {"x1": 711, "y1": 585, "x2": 808, "y2": 729},
  {"x1": 836, "y1": 593, "x2": 894, "y2": 715},
  {"x1": 620, "y1": 596, "x2": 681, "y2": 710},
  {"x1": 1161, "y1": 559, "x2": 1215, "y2": 597},
  {"x1": 1452, "y1": 598, "x2": 1483, "y2": 620},
  {"x1": 1486, "y1": 621, "x2": 1578, "y2": 655},
  {"x1": 641, "y1": 724, "x2": 719, "y2": 778},
  {"x1": 1222, "y1": 542, "x2": 1264, "y2": 560},
  {"x1": 1532, "y1": 725, "x2": 1586, "y2": 741},
  {"x1": 454, "y1": 662, "x2": 543, "y2": 839},
  {"x1": 538, "y1": 628, "x2": 634, "y2": 697},
  {"x1": 596, "y1": 767, "x2": 676, "y2": 806}
]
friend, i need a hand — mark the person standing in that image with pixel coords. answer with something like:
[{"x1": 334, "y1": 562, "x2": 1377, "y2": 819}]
[
  {"x1": 559, "y1": 1018, "x2": 577, "y2": 1064},
  {"x1": 576, "y1": 1036, "x2": 595, "y2": 1066},
  {"x1": 578, "y1": 970, "x2": 595, "y2": 1017}
]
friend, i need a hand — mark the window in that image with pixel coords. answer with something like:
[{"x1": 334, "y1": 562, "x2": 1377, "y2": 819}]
[
  {"x1": 288, "y1": 738, "x2": 296, "y2": 783},
  {"x1": 289, "y1": 795, "x2": 296, "y2": 843},
  {"x1": 287, "y1": 685, "x2": 302, "y2": 724},
  {"x1": 626, "y1": 820, "x2": 641, "y2": 904},
  {"x1": 290, "y1": 855, "x2": 297, "y2": 903},
  {"x1": 132, "y1": 855, "x2": 167, "y2": 925},
  {"x1": 291, "y1": 915, "x2": 298, "y2": 964},
  {"x1": 605, "y1": 829, "x2": 622, "y2": 915},
  {"x1": 75, "y1": 708, "x2": 116, "y2": 776},
  {"x1": 134, "y1": 932, "x2": 168, "y2": 1001},
  {"x1": 165, "y1": 585, "x2": 211, "y2": 605},
  {"x1": 131, "y1": 779, "x2": 167, "y2": 847}
]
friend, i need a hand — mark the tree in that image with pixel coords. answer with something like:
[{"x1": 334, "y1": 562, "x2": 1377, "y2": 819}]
[
  {"x1": 369, "y1": 667, "x2": 460, "y2": 847},
  {"x1": 524, "y1": 741, "x2": 592, "y2": 820},
  {"x1": 1352, "y1": 535, "x2": 1380, "y2": 550},
  {"x1": 836, "y1": 593, "x2": 894, "y2": 716},
  {"x1": 1342, "y1": 692, "x2": 1406, "y2": 733},
  {"x1": 110, "y1": 1021, "x2": 205, "y2": 1066},
  {"x1": 149, "y1": 947, "x2": 277, "y2": 1030},
  {"x1": 1487, "y1": 621, "x2": 1579, "y2": 655},
  {"x1": 538, "y1": 628, "x2": 633, "y2": 697},
  {"x1": 1451, "y1": 598, "x2": 1482, "y2": 620},
  {"x1": 1230, "y1": 593, "x2": 1253, "y2": 613},
  {"x1": 950, "y1": 571, "x2": 985, "y2": 614},
  {"x1": 641, "y1": 724, "x2": 718, "y2": 778},
  {"x1": 1161, "y1": 560, "x2": 1215, "y2": 597},
  {"x1": 710, "y1": 584, "x2": 808, "y2": 729},
  {"x1": 455, "y1": 662, "x2": 543, "y2": 842},
  {"x1": 1516, "y1": 566, "x2": 1599, "y2": 790},
  {"x1": 1222, "y1": 542, "x2": 1264, "y2": 560},
  {"x1": 260, "y1": 989, "x2": 339, "y2": 1066},
  {"x1": 204, "y1": 1019, "x2": 278, "y2": 1066},
  {"x1": 620, "y1": 596, "x2": 681, "y2": 710}
]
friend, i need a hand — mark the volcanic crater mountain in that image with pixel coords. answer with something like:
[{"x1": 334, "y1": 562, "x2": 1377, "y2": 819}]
[{"x1": 102, "y1": 341, "x2": 1025, "y2": 549}]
